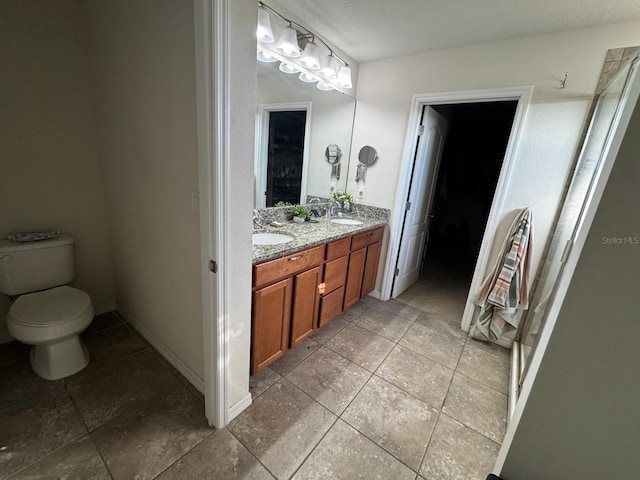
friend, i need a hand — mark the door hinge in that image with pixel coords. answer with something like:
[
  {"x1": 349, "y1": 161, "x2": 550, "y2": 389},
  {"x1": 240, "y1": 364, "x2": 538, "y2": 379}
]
[
  {"x1": 405, "y1": 201, "x2": 411, "y2": 212},
  {"x1": 394, "y1": 268, "x2": 400, "y2": 276},
  {"x1": 418, "y1": 125, "x2": 425, "y2": 136},
  {"x1": 209, "y1": 259, "x2": 218, "y2": 273}
]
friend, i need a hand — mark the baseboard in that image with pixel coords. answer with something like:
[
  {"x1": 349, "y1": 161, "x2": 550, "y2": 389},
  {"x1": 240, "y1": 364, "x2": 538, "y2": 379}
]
[
  {"x1": 116, "y1": 308, "x2": 205, "y2": 394},
  {"x1": 367, "y1": 289, "x2": 382, "y2": 300},
  {"x1": 228, "y1": 393, "x2": 252, "y2": 422},
  {"x1": 94, "y1": 301, "x2": 117, "y2": 316}
]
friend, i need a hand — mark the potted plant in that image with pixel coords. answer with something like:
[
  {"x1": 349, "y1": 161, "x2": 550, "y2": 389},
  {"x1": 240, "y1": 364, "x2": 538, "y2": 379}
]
[
  {"x1": 332, "y1": 191, "x2": 353, "y2": 212},
  {"x1": 287, "y1": 204, "x2": 310, "y2": 223}
]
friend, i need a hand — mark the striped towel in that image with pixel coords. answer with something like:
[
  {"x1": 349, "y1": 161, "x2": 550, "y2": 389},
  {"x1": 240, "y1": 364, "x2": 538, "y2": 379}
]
[{"x1": 471, "y1": 208, "x2": 533, "y2": 343}]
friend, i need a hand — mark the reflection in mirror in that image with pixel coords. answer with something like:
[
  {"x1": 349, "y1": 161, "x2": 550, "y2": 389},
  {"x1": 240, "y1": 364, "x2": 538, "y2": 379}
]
[
  {"x1": 255, "y1": 61, "x2": 356, "y2": 206},
  {"x1": 325, "y1": 143, "x2": 342, "y2": 164},
  {"x1": 358, "y1": 145, "x2": 379, "y2": 166}
]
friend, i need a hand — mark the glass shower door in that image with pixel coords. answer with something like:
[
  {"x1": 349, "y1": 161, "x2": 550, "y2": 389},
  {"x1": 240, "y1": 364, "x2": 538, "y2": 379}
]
[{"x1": 517, "y1": 54, "x2": 640, "y2": 391}]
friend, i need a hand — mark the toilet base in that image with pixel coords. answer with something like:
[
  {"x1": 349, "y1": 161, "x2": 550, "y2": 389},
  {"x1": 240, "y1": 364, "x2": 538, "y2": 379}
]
[{"x1": 30, "y1": 335, "x2": 90, "y2": 380}]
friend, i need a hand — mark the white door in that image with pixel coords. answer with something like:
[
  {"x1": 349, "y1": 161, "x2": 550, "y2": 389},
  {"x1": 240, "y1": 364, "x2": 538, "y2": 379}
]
[{"x1": 392, "y1": 106, "x2": 449, "y2": 297}]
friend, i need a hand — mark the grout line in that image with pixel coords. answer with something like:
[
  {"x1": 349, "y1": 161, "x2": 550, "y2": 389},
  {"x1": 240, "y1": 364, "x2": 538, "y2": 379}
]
[{"x1": 227, "y1": 428, "x2": 280, "y2": 480}]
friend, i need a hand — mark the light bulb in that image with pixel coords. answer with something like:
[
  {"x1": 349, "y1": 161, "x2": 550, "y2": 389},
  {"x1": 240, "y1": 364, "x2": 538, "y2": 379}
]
[
  {"x1": 257, "y1": 7, "x2": 274, "y2": 43},
  {"x1": 274, "y1": 26, "x2": 301, "y2": 58}
]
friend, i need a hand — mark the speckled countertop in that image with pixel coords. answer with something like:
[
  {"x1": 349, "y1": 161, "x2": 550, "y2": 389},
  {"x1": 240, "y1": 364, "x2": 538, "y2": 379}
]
[{"x1": 253, "y1": 216, "x2": 387, "y2": 264}]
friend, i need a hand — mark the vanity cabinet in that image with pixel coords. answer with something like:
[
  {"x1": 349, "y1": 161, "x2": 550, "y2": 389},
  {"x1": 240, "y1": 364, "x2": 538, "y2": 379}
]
[
  {"x1": 344, "y1": 227, "x2": 384, "y2": 309},
  {"x1": 251, "y1": 226, "x2": 384, "y2": 374}
]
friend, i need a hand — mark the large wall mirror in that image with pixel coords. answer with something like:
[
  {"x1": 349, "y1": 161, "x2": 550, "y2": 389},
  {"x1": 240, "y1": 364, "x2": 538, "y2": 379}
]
[{"x1": 255, "y1": 61, "x2": 356, "y2": 207}]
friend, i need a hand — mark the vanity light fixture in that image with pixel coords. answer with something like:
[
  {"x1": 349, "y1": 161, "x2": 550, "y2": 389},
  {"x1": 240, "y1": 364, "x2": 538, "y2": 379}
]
[
  {"x1": 257, "y1": 6, "x2": 274, "y2": 43},
  {"x1": 274, "y1": 24, "x2": 301, "y2": 57},
  {"x1": 256, "y1": 1, "x2": 353, "y2": 93}
]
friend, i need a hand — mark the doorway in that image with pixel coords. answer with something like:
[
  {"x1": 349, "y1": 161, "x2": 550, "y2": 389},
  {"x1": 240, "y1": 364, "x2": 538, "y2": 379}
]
[
  {"x1": 420, "y1": 102, "x2": 517, "y2": 288},
  {"x1": 386, "y1": 88, "x2": 532, "y2": 335},
  {"x1": 256, "y1": 104, "x2": 311, "y2": 207}
]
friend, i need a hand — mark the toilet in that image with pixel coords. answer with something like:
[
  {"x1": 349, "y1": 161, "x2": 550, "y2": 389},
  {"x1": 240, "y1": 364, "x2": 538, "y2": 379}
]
[{"x1": 0, "y1": 233, "x2": 94, "y2": 380}]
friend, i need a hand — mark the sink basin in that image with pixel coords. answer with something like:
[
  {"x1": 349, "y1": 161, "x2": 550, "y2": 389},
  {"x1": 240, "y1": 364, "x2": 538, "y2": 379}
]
[
  {"x1": 330, "y1": 218, "x2": 363, "y2": 225},
  {"x1": 252, "y1": 232, "x2": 294, "y2": 246}
]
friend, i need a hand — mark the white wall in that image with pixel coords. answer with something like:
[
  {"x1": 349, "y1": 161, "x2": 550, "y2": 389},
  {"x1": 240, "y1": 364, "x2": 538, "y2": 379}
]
[
  {"x1": 226, "y1": 0, "x2": 259, "y2": 410},
  {"x1": 0, "y1": 0, "x2": 115, "y2": 339},
  {"x1": 348, "y1": 21, "x2": 640, "y2": 284},
  {"x1": 82, "y1": 0, "x2": 204, "y2": 382},
  {"x1": 500, "y1": 71, "x2": 640, "y2": 479}
]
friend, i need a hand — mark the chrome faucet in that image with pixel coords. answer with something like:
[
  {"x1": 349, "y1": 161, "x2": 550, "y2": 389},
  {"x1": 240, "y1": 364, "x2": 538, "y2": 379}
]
[
  {"x1": 327, "y1": 199, "x2": 341, "y2": 218},
  {"x1": 308, "y1": 197, "x2": 325, "y2": 217}
]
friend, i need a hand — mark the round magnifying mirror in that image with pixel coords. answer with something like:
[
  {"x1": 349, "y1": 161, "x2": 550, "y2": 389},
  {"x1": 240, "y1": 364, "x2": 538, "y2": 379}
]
[
  {"x1": 358, "y1": 145, "x2": 379, "y2": 166},
  {"x1": 325, "y1": 143, "x2": 342, "y2": 164}
]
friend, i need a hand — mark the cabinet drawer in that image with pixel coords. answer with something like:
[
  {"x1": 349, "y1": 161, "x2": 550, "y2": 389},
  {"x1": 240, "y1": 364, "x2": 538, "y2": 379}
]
[
  {"x1": 254, "y1": 245, "x2": 324, "y2": 289},
  {"x1": 326, "y1": 237, "x2": 351, "y2": 260},
  {"x1": 323, "y1": 255, "x2": 348, "y2": 293},
  {"x1": 319, "y1": 286, "x2": 345, "y2": 327},
  {"x1": 351, "y1": 227, "x2": 384, "y2": 251}
]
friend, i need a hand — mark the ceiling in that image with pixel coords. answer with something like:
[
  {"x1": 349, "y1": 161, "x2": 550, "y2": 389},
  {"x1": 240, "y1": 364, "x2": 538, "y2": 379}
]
[{"x1": 266, "y1": 0, "x2": 640, "y2": 63}]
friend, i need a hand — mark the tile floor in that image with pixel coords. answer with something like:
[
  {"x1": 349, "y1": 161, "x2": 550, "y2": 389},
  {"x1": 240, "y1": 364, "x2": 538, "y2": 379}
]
[{"x1": 0, "y1": 264, "x2": 510, "y2": 479}]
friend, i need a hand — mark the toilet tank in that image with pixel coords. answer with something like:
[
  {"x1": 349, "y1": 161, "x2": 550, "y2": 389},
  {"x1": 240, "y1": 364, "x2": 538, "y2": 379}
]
[{"x1": 0, "y1": 233, "x2": 75, "y2": 296}]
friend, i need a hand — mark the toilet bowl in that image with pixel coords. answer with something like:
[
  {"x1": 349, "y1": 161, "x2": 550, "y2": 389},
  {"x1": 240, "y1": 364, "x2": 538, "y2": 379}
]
[
  {"x1": 0, "y1": 233, "x2": 94, "y2": 380},
  {"x1": 7, "y1": 286, "x2": 94, "y2": 380}
]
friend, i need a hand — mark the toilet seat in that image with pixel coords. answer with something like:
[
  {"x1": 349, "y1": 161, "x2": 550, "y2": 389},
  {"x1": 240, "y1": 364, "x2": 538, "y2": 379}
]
[{"x1": 8, "y1": 286, "x2": 92, "y2": 327}]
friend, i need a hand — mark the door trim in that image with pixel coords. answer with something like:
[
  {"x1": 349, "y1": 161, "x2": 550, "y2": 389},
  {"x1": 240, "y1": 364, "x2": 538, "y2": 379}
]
[
  {"x1": 194, "y1": 0, "x2": 229, "y2": 428},
  {"x1": 381, "y1": 86, "x2": 533, "y2": 334},
  {"x1": 255, "y1": 103, "x2": 312, "y2": 207}
]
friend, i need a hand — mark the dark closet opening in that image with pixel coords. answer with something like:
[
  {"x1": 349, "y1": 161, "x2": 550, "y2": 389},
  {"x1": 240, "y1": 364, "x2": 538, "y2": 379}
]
[
  {"x1": 266, "y1": 110, "x2": 307, "y2": 206},
  {"x1": 424, "y1": 101, "x2": 517, "y2": 278}
]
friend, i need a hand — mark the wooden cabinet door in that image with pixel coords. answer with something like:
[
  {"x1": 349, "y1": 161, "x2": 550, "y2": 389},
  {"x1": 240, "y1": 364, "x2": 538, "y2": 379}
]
[
  {"x1": 361, "y1": 241, "x2": 382, "y2": 299},
  {"x1": 290, "y1": 266, "x2": 321, "y2": 347},
  {"x1": 319, "y1": 286, "x2": 345, "y2": 327},
  {"x1": 252, "y1": 278, "x2": 292, "y2": 374},
  {"x1": 343, "y1": 247, "x2": 366, "y2": 310}
]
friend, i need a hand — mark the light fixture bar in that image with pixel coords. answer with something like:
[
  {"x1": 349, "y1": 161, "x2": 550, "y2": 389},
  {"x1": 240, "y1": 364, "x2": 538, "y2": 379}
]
[{"x1": 258, "y1": 1, "x2": 349, "y2": 69}]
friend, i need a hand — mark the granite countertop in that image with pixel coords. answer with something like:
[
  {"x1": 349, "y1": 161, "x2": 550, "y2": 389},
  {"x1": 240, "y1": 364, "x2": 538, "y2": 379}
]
[{"x1": 253, "y1": 216, "x2": 387, "y2": 264}]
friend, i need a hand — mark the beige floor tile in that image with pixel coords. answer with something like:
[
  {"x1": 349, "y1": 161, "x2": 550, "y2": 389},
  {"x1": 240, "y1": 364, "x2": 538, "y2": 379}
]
[
  {"x1": 342, "y1": 375, "x2": 438, "y2": 471},
  {"x1": 352, "y1": 307, "x2": 414, "y2": 342},
  {"x1": 81, "y1": 324, "x2": 147, "y2": 373},
  {"x1": 91, "y1": 388, "x2": 212, "y2": 480},
  {"x1": 399, "y1": 321, "x2": 465, "y2": 369},
  {"x1": 467, "y1": 337, "x2": 511, "y2": 362},
  {"x1": 0, "y1": 358, "x2": 64, "y2": 413},
  {"x1": 9, "y1": 435, "x2": 110, "y2": 480},
  {"x1": 286, "y1": 347, "x2": 371, "y2": 415},
  {"x1": 310, "y1": 317, "x2": 349, "y2": 345},
  {"x1": 0, "y1": 387, "x2": 87, "y2": 479},
  {"x1": 337, "y1": 301, "x2": 370, "y2": 322},
  {"x1": 415, "y1": 311, "x2": 467, "y2": 341},
  {"x1": 249, "y1": 367, "x2": 281, "y2": 399},
  {"x1": 66, "y1": 349, "x2": 184, "y2": 431},
  {"x1": 292, "y1": 420, "x2": 415, "y2": 480},
  {"x1": 269, "y1": 338, "x2": 319, "y2": 376},
  {"x1": 457, "y1": 343, "x2": 510, "y2": 394},
  {"x1": 156, "y1": 429, "x2": 273, "y2": 480},
  {"x1": 228, "y1": 379, "x2": 336, "y2": 480},
  {"x1": 373, "y1": 297, "x2": 422, "y2": 322},
  {"x1": 325, "y1": 323, "x2": 395, "y2": 372},
  {"x1": 442, "y1": 373, "x2": 508, "y2": 444},
  {"x1": 420, "y1": 414, "x2": 500, "y2": 480},
  {"x1": 376, "y1": 345, "x2": 454, "y2": 409}
]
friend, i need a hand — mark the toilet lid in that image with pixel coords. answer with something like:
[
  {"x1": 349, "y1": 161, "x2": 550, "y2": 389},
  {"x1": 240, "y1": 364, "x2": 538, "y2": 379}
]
[{"x1": 9, "y1": 286, "x2": 92, "y2": 327}]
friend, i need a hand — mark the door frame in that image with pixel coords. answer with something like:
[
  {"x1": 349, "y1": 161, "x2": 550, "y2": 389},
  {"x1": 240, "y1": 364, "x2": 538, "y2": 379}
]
[
  {"x1": 255, "y1": 103, "x2": 312, "y2": 207},
  {"x1": 381, "y1": 86, "x2": 533, "y2": 334},
  {"x1": 194, "y1": 0, "x2": 230, "y2": 428}
]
